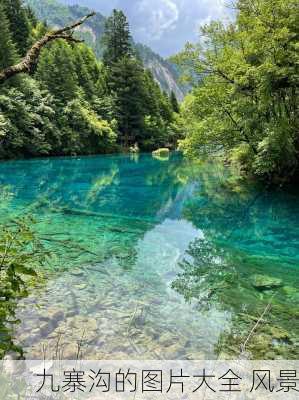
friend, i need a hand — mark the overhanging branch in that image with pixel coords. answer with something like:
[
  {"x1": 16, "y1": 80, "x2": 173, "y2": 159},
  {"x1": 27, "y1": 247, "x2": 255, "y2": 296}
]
[{"x1": 0, "y1": 12, "x2": 96, "y2": 84}]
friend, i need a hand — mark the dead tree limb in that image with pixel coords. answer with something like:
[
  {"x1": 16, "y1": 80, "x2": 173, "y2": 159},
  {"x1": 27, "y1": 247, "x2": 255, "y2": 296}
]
[{"x1": 0, "y1": 12, "x2": 96, "y2": 84}]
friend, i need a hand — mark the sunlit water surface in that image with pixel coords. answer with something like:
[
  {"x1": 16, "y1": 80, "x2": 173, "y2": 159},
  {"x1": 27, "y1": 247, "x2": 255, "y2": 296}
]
[{"x1": 0, "y1": 153, "x2": 298, "y2": 359}]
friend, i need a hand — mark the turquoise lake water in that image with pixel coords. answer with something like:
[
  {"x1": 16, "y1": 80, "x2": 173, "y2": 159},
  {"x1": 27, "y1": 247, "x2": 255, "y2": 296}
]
[{"x1": 0, "y1": 153, "x2": 298, "y2": 359}]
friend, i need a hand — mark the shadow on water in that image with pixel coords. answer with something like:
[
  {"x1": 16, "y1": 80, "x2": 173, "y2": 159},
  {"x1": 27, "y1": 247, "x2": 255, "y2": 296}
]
[{"x1": 0, "y1": 153, "x2": 298, "y2": 359}]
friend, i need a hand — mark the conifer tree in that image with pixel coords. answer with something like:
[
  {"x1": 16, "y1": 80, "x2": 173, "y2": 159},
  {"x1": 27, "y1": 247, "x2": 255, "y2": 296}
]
[
  {"x1": 102, "y1": 10, "x2": 146, "y2": 145},
  {"x1": 102, "y1": 9, "x2": 133, "y2": 65},
  {"x1": 0, "y1": 2, "x2": 19, "y2": 71},
  {"x1": 101, "y1": 9, "x2": 177, "y2": 148},
  {"x1": 36, "y1": 40, "x2": 79, "y2": 103},
  {"x1": 2, "y1": 0, "x2": 31, "y2": 56},
  {"x1": 170, "y1": 91, "x2": 180, "y2": 113},
  {"x1": 73, "y1": 44, "x2": 100, "y2": 100},
  {"x1": 107, "y1": 57, "x2": 147, "y2": 145}
]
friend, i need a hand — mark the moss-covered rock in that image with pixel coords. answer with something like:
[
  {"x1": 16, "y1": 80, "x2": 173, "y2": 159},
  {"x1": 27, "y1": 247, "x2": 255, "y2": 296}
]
[
  {"x1": 152, "y1": 148, "x2": 170, "y2": 157},
  {"x1": 283, "y1": 286, "x2": 297, "y2": 296},
  {"x1": 269, "y1": 326, "x2": 291, "y2": 342},
  {"x1": 251, "y1": 274, "x2": 283, "y2": 291}
]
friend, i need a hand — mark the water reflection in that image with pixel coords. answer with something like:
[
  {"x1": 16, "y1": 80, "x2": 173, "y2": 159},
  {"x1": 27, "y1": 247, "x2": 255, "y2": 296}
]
[
  {"x1": 0, "y1": 155, "x2": 187, "y2": 271},
  {"x1": 172, "y1": 235, "x2": 299, "y2": 359},
  {"x1": 172, "y1": 161, "x2": 299, "y2": 359}
]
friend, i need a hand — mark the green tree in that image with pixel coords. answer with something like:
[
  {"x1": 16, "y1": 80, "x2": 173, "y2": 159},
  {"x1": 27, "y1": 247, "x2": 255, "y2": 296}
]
[
  {"x1": 102, "y1": 9, "x2": 133, "y2": 65},
  {"x1": 36, "y1": 40, "x2": 79, "y2": 103},
  {"x1": 0, "y1": 4, "x2": 178, "y2": 159},
  {"x1": 60, "y1": 98, "x2": 117, "y2": 155},
  {"x1": 0, "y1": 78, "x2": 56, "y2": 158},
  {"x1": 102, "y1": 10, "x2": 145, "y2": 145},
  {"x1": 170, "y1": 91, "x2": 180, "y2": 113},
  {"x1": 139, "y1": 73, "x2": 176, "y2": 149},
  {"x1": 175, "y1": 0, "x2": 299, "y2": 183},
  {"x1": 2, "y1": 0, "x2": 31, "y2": 56},
  {"x1": 0, "y1": 2, "x2": 19, "y2": 72},
  {"x1": 106, "y1": 57, "x2": 147, "y2": 146},
  {"x1": 72, "y1": 44, "x2": 101, "y2": 100},
  {"x1": 102, "y1": 10, "x2": 178, "y2": 148}
]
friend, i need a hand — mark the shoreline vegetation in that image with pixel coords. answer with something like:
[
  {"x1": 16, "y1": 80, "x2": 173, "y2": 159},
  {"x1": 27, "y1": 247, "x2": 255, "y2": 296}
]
[
  {"x1": 173, "y1": 0, "x2": 298, "y2": 185},
  {"x1": 0, "y1": 0, "x2": 297, "y2": 185}
]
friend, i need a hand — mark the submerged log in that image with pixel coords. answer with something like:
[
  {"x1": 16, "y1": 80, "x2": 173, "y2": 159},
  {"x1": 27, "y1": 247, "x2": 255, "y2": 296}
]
[{"x1": 50, "y1": 205, "x2": 157, "y2": 225}]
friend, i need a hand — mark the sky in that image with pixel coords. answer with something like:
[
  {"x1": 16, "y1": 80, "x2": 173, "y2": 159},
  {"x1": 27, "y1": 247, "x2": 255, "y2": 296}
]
[{"x1": 61, "y1": 0, "x2": 232, "y2": 57}]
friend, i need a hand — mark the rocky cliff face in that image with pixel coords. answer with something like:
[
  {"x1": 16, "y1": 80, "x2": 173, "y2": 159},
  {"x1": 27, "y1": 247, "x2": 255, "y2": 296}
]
[
  {"x1": 25, "y1": 0, "x2": 188, "y2": 100},
  {"x1": 135, "y1": 44, "x2": 186, "y2": 101}
]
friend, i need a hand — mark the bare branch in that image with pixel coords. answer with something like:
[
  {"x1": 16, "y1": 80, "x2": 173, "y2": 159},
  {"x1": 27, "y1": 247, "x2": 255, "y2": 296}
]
[
  {"x1": 54, "y1": 34, "x2": 84, "y2": 43},
  {"x1": 0, "y1": 12, "x2": 96, "y2": 84},
  {"x1": 53, "y1": 12, "x2": 96, "y2": 35}
]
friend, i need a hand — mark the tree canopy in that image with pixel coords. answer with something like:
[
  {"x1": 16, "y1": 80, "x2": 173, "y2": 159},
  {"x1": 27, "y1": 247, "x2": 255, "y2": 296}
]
[
  {"x1": 101, "y1": 9, "x2": 179, "y2": 149},
  {"x1": 175, "y1": 0, "x2": 298, "y2": 183},
  {"x1": 102, "y1": 9, "x2": 133, "y2": 65}
]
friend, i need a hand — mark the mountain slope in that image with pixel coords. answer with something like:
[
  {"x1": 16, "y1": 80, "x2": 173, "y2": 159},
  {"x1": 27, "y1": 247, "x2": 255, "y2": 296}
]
[
  {"x1": 135, "y1": 44, "x2": 187, "y2": 101},
  {"x1": 25, "y1": 0, "x2": 187, "y2": 100}
]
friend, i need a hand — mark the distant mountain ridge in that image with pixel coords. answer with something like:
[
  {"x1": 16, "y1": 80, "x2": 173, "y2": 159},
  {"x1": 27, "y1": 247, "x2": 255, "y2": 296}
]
[{"x1": 25, "y1": 0, "x2": 188, "y2": 100}]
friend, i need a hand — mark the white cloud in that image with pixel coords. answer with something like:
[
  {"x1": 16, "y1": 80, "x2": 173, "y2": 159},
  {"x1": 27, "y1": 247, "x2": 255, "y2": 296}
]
[
  {"x1": 126, "y1": 0, "x2": 233, "y2": 54},
  {"x1": 136, "y1": 0, "x2": 179, "y2": 40},
  {"x1": 61, "y1": 0, "x2": 234, "y2": 56}
]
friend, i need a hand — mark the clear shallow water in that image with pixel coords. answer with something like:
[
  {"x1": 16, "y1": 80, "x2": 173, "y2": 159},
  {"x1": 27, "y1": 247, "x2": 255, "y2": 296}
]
[{"x1": 0, "y1": 153, "x2": 298, "y2": 359}]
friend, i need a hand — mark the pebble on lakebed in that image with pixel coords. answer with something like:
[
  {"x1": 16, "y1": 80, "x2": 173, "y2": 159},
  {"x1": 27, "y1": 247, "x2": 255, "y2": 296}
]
[
  {"x1": 251, "y1": 274, "x2": 283, "y2": 291},
  {"x1": 70, "y1": 269, "x2": 85, "y2": 277}
]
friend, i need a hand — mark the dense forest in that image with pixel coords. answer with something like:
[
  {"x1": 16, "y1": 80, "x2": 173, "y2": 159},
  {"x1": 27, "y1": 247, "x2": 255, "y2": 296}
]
[
  {"x1": 25, "y1": 0, "x2": 188, "y2": 101},
  {"x1": 176, "y1": 0, "x2": 298, "y2": 184},
  {"x1": 1, "y1": 0, "x2": 297, "y2": 183},
  {"x1": 0, "y1": 0, "x2": 181, "y2": 159}
]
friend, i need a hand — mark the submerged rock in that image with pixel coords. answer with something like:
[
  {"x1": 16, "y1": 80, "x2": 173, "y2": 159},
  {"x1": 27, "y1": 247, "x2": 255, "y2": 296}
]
[
  {"x1": 159, "y1": 332, "x2": 179, "y2": 347},
  {"x1": 251, "y1": 274, "x2": 283, "y2": 291},
  {"x1": 269, "y1": 326, "x2": 292, "y2": 343},
  {"x1": 71, "y1": 269, "x2": 84, "y2": 277},
  {"x1": 62, "y1": 343, "x2": 79, "y2": 359},
  {"x1": 74, "y1": 283, "x2": 88, "y2": 291},
  {"x1": 283, "y1": 286, "x2": 299, "y2": 303},
  {"x1": 251, "y1": 334, "x2": 271, "y2": 353},
  {"x1": 152, "y1": 148, "x2": 170, "y2": 161},
  {"x1": 283, "y1": 286, "x2": 297, "y2": 296},
  {"x1": 39, "y1": 307, "x2": 64, "y2": 323},
  {"x1": 68, "y1": 316, "x2": 98, "y2": 343}
]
